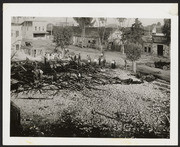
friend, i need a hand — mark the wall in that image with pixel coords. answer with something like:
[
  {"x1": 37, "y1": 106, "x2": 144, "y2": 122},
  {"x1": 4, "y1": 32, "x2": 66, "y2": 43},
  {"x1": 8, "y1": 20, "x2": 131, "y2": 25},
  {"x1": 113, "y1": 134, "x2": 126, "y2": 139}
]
[
  {"x1": 33, "y1": 21, "x2": 47, "y2": 39},
  {"x1": 33, "y1": 21, "x2": 47, "y2": 32},
  {"x1": 21, "y1": 21, "x2": 33, "y2": 39},
  {"x1": 143, "y1": 42, "x2": 152, "y2": 54},
  {"x1": 73, "y1": 36, "x2": 99, "y2": 49},
  {"x1": 152, "y1": 43, "x2": 170, "y2": 58},
  {"x1": 108, "y1": 30, "x2": 122, "y2": 42},
  {"x1": 11, "y1": 25, "x2": 22, "y2": 51}
]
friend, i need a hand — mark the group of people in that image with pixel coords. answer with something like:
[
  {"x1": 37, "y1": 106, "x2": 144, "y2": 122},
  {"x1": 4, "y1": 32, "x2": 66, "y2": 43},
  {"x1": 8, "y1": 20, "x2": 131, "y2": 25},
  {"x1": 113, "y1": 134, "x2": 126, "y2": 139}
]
[
  {"x1": 68, "y1": 53, "x2": 81, "y2": 62},
  {"x1": 44, "y1": 52, "x2": 63, "y2": 62},
  {"x1": 86, "y1": 52, "x2": 106, "y2": 66},
  {"x1": 43, "y1": 50, "x2": 128, "y2": 70}
]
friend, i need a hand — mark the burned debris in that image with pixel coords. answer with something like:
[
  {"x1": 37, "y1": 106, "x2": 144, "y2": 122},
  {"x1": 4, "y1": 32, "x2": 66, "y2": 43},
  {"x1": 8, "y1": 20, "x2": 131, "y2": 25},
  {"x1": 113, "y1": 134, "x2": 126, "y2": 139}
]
[{"x1": 11, "y1": 57, "x2": 144, "y2": 96}]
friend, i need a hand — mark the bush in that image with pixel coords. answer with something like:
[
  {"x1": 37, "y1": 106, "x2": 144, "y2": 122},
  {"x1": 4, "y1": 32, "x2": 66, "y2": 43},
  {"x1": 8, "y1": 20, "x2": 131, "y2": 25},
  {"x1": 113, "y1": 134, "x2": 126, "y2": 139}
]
[{"x1": 126, "y1": 43, "x2": 142, "y2": 62}]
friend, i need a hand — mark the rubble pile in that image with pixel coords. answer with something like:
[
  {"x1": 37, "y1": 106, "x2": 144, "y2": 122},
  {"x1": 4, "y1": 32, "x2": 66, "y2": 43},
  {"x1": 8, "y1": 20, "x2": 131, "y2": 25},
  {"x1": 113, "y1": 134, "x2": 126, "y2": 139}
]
[{"x1": 11, "y1": 59, "x2": 143, "y2": 94}]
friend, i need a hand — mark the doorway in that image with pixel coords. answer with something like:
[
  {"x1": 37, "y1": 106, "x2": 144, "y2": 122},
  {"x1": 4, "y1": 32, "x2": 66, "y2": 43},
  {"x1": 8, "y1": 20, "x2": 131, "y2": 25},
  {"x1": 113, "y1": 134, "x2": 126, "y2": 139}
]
[{"x1": 157, "y1": 45, "x2": 163, "y2": 56}]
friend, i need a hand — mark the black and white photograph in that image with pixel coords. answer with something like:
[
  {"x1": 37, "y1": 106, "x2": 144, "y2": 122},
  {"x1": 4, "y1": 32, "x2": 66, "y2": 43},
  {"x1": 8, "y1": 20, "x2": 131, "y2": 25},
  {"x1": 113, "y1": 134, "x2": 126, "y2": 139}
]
[{"x1": 3, "y1": 3, "x2": 178, "y2": 146}]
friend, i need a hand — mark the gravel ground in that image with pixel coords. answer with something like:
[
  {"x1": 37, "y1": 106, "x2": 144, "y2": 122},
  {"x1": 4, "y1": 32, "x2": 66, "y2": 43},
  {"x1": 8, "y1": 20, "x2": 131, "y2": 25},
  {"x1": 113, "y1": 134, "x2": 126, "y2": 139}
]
[{"x1": 11, "y1": 68, "x2": 170, "y2": 137}]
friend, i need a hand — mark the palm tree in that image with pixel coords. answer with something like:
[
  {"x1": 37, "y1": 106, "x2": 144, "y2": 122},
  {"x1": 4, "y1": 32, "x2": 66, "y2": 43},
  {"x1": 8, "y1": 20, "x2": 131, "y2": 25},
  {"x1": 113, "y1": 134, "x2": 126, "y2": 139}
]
[{"x1": 73, "y1": 17, "x2": 95, "y2": 48}]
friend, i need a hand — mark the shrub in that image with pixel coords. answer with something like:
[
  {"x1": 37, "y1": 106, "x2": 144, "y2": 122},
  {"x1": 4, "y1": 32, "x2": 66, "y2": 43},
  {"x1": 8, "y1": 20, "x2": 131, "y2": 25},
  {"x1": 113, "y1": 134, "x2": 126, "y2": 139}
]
[{"x1": 126, "y1": 43, "x2": 142, "y2": 62}]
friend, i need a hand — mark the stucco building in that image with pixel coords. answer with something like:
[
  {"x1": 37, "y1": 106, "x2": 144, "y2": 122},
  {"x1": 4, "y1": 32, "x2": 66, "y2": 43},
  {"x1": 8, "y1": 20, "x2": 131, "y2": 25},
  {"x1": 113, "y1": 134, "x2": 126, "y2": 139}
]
[
  {"x1": 11, "y1": 17, "x2": 49, "y2": 57},
  {"x1": 11, "y1": 23, "x2": 23, "y2": 51},
  {"x1": 108, "y1": 29, "x2": 123, "y2": 51},
  {"x1": 142, "y1": 25, "x2": 170, "y2": 58},
  {"x1": 72, "y1": 26, "x2": 101, "y2": 49}
]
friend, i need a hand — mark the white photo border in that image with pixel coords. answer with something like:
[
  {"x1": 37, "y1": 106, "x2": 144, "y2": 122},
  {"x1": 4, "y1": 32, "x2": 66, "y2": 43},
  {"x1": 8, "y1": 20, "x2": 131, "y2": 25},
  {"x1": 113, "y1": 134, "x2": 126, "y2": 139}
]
[{"x1": 3, "y1": 3, "x2": 178, "y2": 145}]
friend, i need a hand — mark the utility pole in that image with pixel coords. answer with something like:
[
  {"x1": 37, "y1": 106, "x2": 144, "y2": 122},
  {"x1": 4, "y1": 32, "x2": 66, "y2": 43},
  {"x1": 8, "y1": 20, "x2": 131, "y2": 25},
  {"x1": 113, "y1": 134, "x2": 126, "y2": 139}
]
[
  {"x1": 51, "y1": 24, "x2": 52, "y2": 36},
  {"x1": 66, "y1": 17, "x2": 68, "y2": 26}
]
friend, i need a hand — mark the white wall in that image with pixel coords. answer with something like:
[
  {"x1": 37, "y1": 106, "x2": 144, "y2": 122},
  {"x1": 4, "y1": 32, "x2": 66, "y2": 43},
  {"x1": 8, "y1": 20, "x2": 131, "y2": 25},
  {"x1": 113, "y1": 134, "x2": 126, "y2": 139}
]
[{"x1": 33, "y1": 21, "x2": 47, "y2": 32}]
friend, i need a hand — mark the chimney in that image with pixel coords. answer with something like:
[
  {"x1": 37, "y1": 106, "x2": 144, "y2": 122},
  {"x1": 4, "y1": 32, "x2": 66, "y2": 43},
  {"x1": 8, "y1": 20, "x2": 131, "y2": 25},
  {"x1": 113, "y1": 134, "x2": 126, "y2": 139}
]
[{"x1": 152, "y1": 25, "x2": 156, "y2": 34}]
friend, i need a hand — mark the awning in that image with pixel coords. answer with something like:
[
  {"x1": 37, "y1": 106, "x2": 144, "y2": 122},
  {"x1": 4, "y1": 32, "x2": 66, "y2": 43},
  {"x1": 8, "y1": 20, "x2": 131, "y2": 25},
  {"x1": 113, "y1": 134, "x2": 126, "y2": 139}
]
[{"x1": 33, "y1": 31, "x2": 49, "y2": 34}]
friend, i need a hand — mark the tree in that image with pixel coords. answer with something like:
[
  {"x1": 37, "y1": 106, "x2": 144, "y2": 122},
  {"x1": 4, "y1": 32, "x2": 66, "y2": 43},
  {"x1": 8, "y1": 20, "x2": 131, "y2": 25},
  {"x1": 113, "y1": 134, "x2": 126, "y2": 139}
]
[
  {"x1": 73, "y1": 17, "x2": 95, "y2": 48},
  {"x1": 157, "y1": 22, "x2": 161, "y2": 26},
  {"x1": 126, "y1": 42, "x2": 142, "y2": 73},
  {"x1": 116, "y1": 18, "x2": 126, "y2": 28},
  {"x1": 97, "y1": 18, "x2": 107, "y2": 52},
  {"x1": 122, "y1": 18, "x2": 144, "y2": 45},
  {"x1": 53, "y1": 26, "x2": 73, "y2": 58},
  {"x1": 162, "y1": 19, "x2": 171, "y2": 45},
  {"x1": 116, "y1": 18, "x2": 127, "y2": 54}
]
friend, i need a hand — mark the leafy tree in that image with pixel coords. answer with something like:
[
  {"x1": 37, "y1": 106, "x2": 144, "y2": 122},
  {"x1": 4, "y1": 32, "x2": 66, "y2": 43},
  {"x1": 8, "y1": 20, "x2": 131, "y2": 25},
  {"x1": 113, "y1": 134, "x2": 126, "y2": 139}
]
[
  {"x1": 126, "y1": 42, "x2": 142, "y2": 73},
  {"x1": 122, "y1": 18, "x2": 144, "y2": 45},
  {"x1": 73, "y1": 17, "x2": 95, "y2": 48},
  {"x1": 157, "y1": 22, "x2": 161, "y2": 26},
  {"x1": 162, "y1": 19, "x2": 171, "y2": 45},
  {"x1": 53, "y1": 26, "x2": 73, "y2": 58},
  {"x1": 116, "y1": 18, "x2": 126, "y2": 28}
]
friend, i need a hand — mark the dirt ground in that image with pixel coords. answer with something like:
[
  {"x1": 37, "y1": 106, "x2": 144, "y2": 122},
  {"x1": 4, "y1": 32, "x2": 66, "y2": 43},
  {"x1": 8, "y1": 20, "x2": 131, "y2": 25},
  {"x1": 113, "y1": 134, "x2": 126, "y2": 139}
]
[
  {"x1": 11, "y1": 42, "x2": 170, "y2": 137},
  {"x1": 66, "y1": 45, "x2": 170, "y2": 81}
]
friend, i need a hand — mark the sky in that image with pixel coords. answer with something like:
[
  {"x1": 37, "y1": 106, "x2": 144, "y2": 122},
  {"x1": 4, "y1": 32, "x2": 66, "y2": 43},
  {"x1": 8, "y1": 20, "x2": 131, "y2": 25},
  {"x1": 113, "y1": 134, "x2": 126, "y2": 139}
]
[{"x1": 35, "y1": 17, "x2": 164, "y2": 27}]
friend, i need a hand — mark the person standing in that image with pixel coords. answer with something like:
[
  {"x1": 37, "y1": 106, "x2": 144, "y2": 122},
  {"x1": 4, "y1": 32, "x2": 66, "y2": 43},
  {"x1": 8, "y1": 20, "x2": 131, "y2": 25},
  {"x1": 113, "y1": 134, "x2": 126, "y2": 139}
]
[
  {"x1": 44, "y1": 53, "x2": 47, "y2": 65},
  {"x1": 124, "y1": 59, "x2": 127, "y2": 70},
  {"x1": 111, "y1": 60, "x2": 116, "y2": 69},
  {"x1": 87, "y1": 55, "x2": 91, "y2": 64},
  {"x1": 76, "y1": 53, "x2": 80, "y2": 65}
]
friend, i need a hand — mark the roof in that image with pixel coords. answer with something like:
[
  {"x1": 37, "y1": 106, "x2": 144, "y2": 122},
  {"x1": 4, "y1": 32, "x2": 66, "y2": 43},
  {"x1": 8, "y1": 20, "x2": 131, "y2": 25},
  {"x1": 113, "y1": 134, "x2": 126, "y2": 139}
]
[
  {"x1": 156, "y1": 27, "x2": 163, "y2": 33},
  {"x1": 11, "y1": 23, "x2": 22, "y2": 26},
  {"x1": 153, "y1": 35, "x2": 167, "y2": 43},
  {"x1": 33, "y1": 31, "x2": 49, "y2": 34},
  {"x1": 142, "y1": 35, "x2": 153, "y2": 43},
  {"x1": 153, "y1": 33, "x2": 165, "y2": 37}
]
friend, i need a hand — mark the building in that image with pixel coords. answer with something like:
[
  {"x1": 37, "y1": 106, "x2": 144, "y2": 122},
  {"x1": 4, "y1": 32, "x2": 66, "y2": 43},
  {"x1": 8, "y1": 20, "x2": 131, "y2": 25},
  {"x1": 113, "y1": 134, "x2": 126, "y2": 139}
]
[
  {"x1": 11, "y1": 23, "x2": 23, "y2": 51},
  {"x1": 142, "y1": 35, "x2": 153, "y2": 54},
  {"x1": 11, "y1": 17, "x2": 49, "y2": 57},
  {"x1": 152, "y1": 34, "x2": 170, "y2": 57},
  {"x1": 108, "y1": 29, "x2": 123, "y2": 51},
  {"x1": 72, "y1": 26, "x2": 101, "y2": 49},
  {"x1": 21, "y1": 20, "x2": 48, "y2": 40},
  {"x1": 55, "y1": 21, "x2": 74, "y2": 27},
  {"x1": 142, "y1": 25, "x2": 170, "y2": 57}
]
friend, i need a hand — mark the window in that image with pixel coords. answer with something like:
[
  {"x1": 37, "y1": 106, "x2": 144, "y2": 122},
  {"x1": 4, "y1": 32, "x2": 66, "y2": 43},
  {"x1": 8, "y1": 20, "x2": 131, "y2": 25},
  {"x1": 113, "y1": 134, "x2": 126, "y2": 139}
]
[
  {"x1": 92, "y1": 40, "x2": 96, "y2": 44},
  {"x1": 42, "y1": 26, "x2": 44, "y2": 31},
  {"x1": 39, "y1": 27, "x2": 41, "y2": 31},
  {"x1": 16, "y1": 44, "x2": 19, "y2": 50},
  {"x1": 11, "y1": 32, "x2": 13, "y2": 37},
  {"x1": 25, "y1": 42, "x2": 31, "y2": 46},
  {"x1": 144, "y1": 47, "x2": 147, "y2": 52},
  {"x1": 16, "y1": 31, "x2": 19, "y2": 37},
  {"x1": 148, "y1": 47, "x2": 151, "y2": 53},
  {"x1": 35, "y1": 26, "x2": 37, "y2": 30}
]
